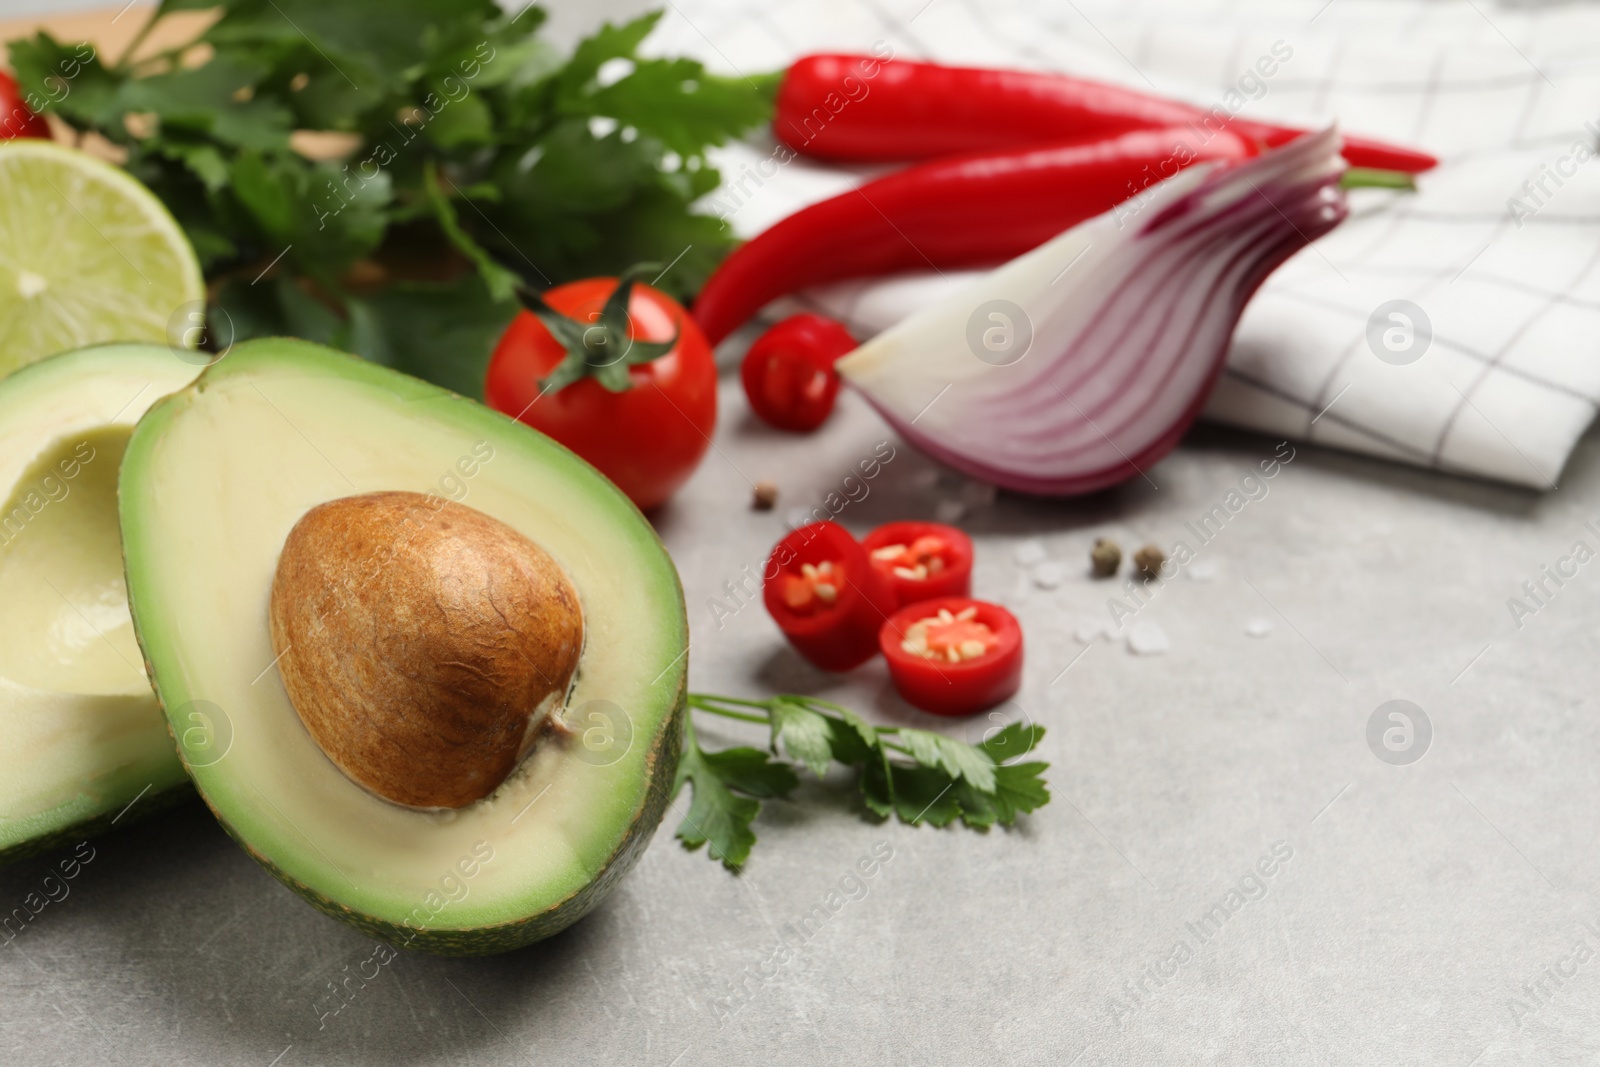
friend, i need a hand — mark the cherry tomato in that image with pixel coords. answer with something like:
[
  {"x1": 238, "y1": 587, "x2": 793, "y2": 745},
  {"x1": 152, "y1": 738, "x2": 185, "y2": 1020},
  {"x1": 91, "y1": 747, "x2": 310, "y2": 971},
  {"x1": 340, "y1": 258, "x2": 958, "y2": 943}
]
[
  {"x1": 485, "y1": 275, "x2": 716, "y2": 511},
  {"x1": 879, "y1": 597, "x2": 1023, "y2": 716},
  {"x1": 862, "y1": 521, "x2": 973, "y2": 607},
  {"x1": 739, "y1": 313, "x2": 855, "y2": 432},
  {"x1": 763, "y1": 522, "x2": 897, "y2": 672},
  {"x1": 0, "y1": 72, "x2": 50, "y2": 140}
]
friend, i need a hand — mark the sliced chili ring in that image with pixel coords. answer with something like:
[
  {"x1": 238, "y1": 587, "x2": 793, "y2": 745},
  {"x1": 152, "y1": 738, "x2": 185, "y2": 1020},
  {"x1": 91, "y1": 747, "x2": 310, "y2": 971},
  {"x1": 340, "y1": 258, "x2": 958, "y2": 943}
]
[
  {"x1": 764, "y1": 522, "x2": 898, "y2": 672},
  {"x1": 879, "y1": 597, "x2": 1023, "y2": 716},
  {"x1": 862, "y1": 521, "x2": 973, "y2": 607}
]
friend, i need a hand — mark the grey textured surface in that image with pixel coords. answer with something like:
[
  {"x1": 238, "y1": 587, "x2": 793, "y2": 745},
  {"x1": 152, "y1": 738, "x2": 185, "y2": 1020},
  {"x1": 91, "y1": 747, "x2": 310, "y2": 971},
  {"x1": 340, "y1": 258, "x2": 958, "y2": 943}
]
[
  {"x1": 5, "y1": 368, "x2": 1600, "y2": 1065},
  {"x1": 1, "y1": 1, "x2": 1597, "y2": 1056}
]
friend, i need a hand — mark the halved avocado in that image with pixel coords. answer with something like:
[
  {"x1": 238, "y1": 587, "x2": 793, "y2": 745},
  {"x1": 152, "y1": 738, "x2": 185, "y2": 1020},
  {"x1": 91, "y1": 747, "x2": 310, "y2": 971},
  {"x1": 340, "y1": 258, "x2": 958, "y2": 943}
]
[
  {"x1": 119, "y1": 338, "x2": 688, "y2": 955},
  {"x1": 0, "y1": 345, "x2": 199, "y2": 863}
]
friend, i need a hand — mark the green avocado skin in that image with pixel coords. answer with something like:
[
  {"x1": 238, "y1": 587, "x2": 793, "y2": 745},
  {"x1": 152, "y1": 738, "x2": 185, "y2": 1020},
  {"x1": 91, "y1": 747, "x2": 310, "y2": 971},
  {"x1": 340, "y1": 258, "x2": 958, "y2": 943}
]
[
  {"x1": 208, "y1": 680, "x2": 686, "y2": 956},
  {"x1": 0, "y1": 781, "x2": 192, "y2": 867}
]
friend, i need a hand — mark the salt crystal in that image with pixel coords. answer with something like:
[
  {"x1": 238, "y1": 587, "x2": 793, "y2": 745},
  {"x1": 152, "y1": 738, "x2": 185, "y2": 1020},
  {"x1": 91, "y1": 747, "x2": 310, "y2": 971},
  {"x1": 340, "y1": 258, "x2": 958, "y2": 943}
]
[
  {"x1": 1187, "y1": 560, "x2": 1219, "y2": 582},
  {"x1": 1032, "y1": 561, "x2": 1068, "y2": 589},
  {"x1": 1127, "y1": 621, "x2": 1170, "y2": 655},
  {"x1": 1001, "y1": 574, "x2": 1032, "y2": 608},
  {"x1": 1245, "y1": 618, "x2": 1274, "y2": 638},
  {"x1": 1014, "y1": 539, "x2": 1048, "y2": 567},
  {"x1": 1074, "y1": 620, "x2": 1106, "y2": 645}
]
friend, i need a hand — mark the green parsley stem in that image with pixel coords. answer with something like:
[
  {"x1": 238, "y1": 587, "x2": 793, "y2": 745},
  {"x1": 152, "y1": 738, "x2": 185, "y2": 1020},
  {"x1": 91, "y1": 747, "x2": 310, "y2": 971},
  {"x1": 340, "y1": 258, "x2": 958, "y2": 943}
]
[
  {"x1": 687, "y1": 691, "x2": 912, "y2": 733},
  {"x1": 686, "y1": 693, "x2": 771, "y2": 725},
  {"x1": 116, "y1": 12, "x2": 160, "y2": 71},
  {"x1": 793, "y1": 695, "x2": 903, "y2": 734},
  {"x1": 687, "y1": 693, "x2": 770, "y2": 708}
]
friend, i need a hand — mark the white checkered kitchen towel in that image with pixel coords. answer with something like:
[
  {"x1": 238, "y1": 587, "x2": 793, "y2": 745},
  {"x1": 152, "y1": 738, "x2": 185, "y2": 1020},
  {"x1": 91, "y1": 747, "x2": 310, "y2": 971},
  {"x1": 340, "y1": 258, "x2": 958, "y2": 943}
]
[{"x1": 652, "y1": 0, "x2": 1600, "y2": 490}]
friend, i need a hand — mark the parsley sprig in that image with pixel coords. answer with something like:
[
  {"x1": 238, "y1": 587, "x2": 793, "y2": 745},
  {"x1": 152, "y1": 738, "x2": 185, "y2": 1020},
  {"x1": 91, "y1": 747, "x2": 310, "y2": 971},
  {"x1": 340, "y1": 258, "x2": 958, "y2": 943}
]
[
  {"x1": 9, "y1": 2, "x2": 774, "y2": 397},
  {"x1": 675, "y1": 693, "x2": 1051, "y2": 870}
]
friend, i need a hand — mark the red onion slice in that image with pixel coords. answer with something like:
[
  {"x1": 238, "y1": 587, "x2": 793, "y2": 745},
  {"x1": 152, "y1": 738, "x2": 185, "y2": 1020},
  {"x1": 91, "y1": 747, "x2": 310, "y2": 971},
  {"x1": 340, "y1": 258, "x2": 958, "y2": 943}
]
[{"x1": 835, "y1": 128, "x2": 1348, "y2": 496}]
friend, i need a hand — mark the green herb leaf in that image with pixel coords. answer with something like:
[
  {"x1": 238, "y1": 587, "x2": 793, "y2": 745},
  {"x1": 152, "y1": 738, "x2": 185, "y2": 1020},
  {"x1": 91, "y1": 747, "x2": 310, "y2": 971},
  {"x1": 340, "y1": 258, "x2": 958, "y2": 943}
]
[
  {"x1": 978, "y1": 721, "x2": 1046, "y2": 765},
  {"x1": 156, "y1": 0, "x2": 227, "y2": 15},
  {"x1": 768, "y1": 698, "x2": 834, "y2": 779},
  {"x1": 987, "y1": 760, "x2": 1052, "y2": 822},
  {"x1": 553, "y1": 11, "x2": 663, "y2": 102},
  {"x1": 829, "y1": 701, "x2": 881, "y2": 749},
  {"x1": 270, "y1": 275, "x2": 343, "y2": 346},
  {"x1": 120, "y1": 57, "x2": 292, "y2": 150},
  {"x1": 867, "y1": 762, "x2": 966, "y2": 828},
  {"x1": 9, "y1": 33, "x2": 124, "y2": 129},
  {"x1": 423, "y1": 159, "x2": 523, "y2": 302},
  {"x1": 685, "y1": 693, "x2": 1051, "y2": 868},
  {"x1": 230, "y1": 151, "x2": 298, "y2": 238},
  {"x1": 157, "y1": 140, "x2": 232, "y2": 193},
  {"x1": 6, "y1": 1, "x2": 772, "y2": 393},
  {"x1": 672, "y1": 716, "x2": 798, "y2": 870},
  {"x1": 589, "y1": 61, "x2": 776, "y2": 159},
  {"x1": 896, "y1": 727, "x2": 999, "y2": 794},
  {"x1": 351, "y1": 274, "x2": 518, "y2": 399}
]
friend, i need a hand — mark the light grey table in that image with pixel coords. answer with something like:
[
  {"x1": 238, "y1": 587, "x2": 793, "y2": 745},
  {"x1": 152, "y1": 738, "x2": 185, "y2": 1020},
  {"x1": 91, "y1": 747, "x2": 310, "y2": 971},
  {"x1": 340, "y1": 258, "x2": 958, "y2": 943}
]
[
  {"x1": 5, "y1": 0, "x2": 1600, "y2": 1059},
  {"x1": 4, "y1": 365, "x2": 1600, "y2": 1066}
]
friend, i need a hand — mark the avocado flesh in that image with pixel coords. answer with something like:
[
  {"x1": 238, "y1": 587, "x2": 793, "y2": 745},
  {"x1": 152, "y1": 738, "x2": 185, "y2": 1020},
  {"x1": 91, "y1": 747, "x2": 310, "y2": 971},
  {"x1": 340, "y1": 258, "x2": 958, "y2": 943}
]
[
  {"x1": 118, "y1": 339, "x2": 688, "y2": 954},
  {"x1": 0, "y1": 345, "x2": 198, "y2": 863}
]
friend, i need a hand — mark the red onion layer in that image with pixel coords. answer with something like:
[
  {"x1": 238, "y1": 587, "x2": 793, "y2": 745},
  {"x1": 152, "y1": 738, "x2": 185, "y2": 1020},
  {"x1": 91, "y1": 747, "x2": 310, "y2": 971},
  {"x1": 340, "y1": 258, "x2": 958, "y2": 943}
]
[{"x1": 835, "y1": 128, "x2": 1348, "y2": 497}]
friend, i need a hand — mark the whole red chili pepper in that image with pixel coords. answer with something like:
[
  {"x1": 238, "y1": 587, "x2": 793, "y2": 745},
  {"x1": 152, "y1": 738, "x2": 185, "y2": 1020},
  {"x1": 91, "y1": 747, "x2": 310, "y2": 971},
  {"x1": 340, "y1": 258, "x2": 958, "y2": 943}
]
[
  {"x1": 763, "y1": 522, "x2": 898, "y2": 672},
  {"x1": 694, "y1": 125, "x2": 1252, "y2": 345},
  {"x1": 777, "y1": 54, "x2": 1437, "y2": 174}
]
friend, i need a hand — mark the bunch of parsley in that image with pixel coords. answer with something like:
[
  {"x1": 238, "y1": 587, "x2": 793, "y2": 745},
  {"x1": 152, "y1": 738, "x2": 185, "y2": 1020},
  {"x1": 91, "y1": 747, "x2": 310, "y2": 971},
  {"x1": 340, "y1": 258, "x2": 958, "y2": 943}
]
[
  {"x1": 9, "y1": 0, "x2": 772, "y2": 396},
  {"x1": 678, "y1": 694, "x2": 1052, "y2": 869}
]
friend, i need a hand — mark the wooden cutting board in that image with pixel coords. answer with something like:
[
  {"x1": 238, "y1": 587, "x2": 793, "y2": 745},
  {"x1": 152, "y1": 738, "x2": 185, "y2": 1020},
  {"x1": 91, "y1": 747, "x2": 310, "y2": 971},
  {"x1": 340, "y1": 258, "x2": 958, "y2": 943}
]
[{"x1": 0, "y1": 5, "x2": 215, "y2": 67}]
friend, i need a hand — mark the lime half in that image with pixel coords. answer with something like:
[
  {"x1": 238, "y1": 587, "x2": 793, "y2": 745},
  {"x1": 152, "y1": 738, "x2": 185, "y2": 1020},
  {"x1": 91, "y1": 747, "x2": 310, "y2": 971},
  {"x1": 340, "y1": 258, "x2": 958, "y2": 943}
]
[{"x1": 0, "y1": 140, "x2": 204, "y2": 377}]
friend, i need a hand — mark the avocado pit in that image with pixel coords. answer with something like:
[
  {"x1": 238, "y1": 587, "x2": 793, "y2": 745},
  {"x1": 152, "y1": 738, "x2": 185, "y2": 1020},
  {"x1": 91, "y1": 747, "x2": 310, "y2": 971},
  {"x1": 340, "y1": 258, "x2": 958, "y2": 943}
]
[{"x1": 268, "y1": 490, "x2": 583, "y2": 810}]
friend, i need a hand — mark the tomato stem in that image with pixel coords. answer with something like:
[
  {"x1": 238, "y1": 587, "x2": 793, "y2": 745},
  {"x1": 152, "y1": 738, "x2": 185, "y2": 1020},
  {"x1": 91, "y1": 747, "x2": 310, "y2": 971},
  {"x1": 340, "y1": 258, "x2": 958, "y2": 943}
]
[{"x1": 516, "y1": 263, "x2": 680, "y2": 395}]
